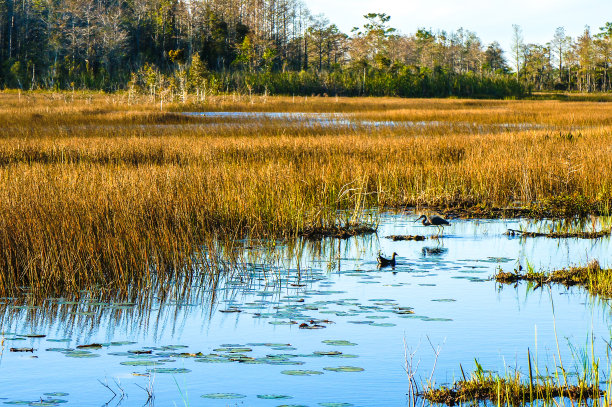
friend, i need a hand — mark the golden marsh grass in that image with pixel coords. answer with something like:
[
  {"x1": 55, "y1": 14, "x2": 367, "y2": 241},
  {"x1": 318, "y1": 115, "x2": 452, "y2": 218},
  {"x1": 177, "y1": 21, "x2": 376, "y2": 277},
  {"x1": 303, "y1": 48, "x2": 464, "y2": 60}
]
[{"x1": 1, "y1": 92, "x2": 611, "y2": 297}]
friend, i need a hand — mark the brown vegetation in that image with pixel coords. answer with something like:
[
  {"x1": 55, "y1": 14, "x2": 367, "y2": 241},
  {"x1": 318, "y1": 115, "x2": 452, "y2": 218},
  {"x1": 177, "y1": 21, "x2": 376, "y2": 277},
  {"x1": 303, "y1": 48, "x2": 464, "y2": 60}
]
[{"x1": 0, "y1": 92, "x2": 611, "y2": 297}]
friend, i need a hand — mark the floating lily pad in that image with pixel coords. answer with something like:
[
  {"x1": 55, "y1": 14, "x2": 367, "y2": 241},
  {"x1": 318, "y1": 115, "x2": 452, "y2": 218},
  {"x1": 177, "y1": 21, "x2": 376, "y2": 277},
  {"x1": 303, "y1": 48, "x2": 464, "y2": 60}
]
[
  {"x1": 263, "y1": 359, "x2": 304, "y2": 366},
  {"x1": 431, "y1": 299, "x2": 457, "y2": 302},
  {"x1": 371, "y1": 323, "x2": 396, "y2": 327},
  {"x1": 323, "y1": 366, "x2": 364, "y2": 372},
  {"x1": 46, "y1": 339, "x2": 70, "y2": 343},
  {"x1": 270, "y1": 345, "x2": 296, "y2": 350},
  {"x1": 257, "y1": 394, "x2": 293, "y2": 399},
  {"x1": 76, "y1": 344, "x2": 102, "y2": 349},
  {"x1": 281, "y1": 370, "x2": 323, "y2": 376},
  {"x1": 110, "y1": 341, "x2": 137, "y2": 346},
  {"x1": 214, "y1": 347, "x2": 252, "y2": 353},
  {"x1": 195, "y1": 357, "x2": 232, "y2": 363},
  {"x1": 30, "y1": 399, "x2": 68, "y2": 406},
  {"x1": 160, "y1": 345, "x2": 188, "y2": 350},
  {"x1": 314, "y1": 351, "x2": 342, "y2": 356},
  {"x1": 42, "y1": 394, "x2": 68, "y2": 397},
  {"x1": 64, "y1": 351, "x2": 100, "y2": 358},
  {"x1": 120, "y1": 360, "x2": 165, "y2": 366},
  {"x1": 147, "y1": 368, "x2": 191, "y2": 374},
  {"x1": 322, "y1": 340, "x2": 357, "y2": 346},
  {"x1": 201, "y1": 393, "x2": 246, "y2": 399},
  {"x1": 319, "y1": 403, "x2": 354, "y2": 407}
]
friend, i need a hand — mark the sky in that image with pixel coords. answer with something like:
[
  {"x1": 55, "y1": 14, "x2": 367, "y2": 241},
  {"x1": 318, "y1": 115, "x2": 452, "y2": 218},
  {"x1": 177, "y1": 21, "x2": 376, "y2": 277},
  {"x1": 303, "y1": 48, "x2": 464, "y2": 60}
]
[{"x1": 304, "y1": 0, "x2": 612, "y2": 53}]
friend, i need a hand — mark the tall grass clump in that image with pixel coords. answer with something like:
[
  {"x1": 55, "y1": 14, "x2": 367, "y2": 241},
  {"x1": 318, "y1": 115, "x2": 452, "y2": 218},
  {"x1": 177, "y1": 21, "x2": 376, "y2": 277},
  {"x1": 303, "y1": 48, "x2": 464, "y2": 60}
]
[
  {"x1": 423, "y1": 357, "x2": 608, "y2": 406},
  {"x1": 495, "y1": 260, "x2": 612, "y2": 298}
]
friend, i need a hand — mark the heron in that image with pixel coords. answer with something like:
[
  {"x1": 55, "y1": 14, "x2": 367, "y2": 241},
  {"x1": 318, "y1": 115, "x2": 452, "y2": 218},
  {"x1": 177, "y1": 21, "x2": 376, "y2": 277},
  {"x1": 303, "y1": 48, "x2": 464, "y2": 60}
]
[
  {"x1": 414, "y1": 214, "x2": 450, "y2": 235},
  {"x1": 377, "y1": 252, "x2": 397, "y2": 267}
]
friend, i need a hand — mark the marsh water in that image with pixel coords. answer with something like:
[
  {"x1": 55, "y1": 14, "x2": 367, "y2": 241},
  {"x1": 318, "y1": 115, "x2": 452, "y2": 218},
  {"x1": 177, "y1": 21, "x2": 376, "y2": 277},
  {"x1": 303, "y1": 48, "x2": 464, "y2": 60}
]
[
  {"x1": 183, "y1": 111, "x2": 547, "y2": 130},
  {"x1": 1, "y1": 214, "x2": 611, "y2": 406}
]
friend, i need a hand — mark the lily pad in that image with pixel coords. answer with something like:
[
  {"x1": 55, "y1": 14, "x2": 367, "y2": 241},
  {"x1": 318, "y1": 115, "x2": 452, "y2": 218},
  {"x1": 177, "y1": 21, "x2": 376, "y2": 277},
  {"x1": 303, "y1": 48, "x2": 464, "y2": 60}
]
[
  {"x1": 257, "y1": 394, "x2": 293, "y2": 399},
  {"x1": 195, "y1": 357, "x2": 232, "y2": 363},
  {"x1": 214, "y1": 347, "x2": 252, "y2": 353},
  {"x1": 147, "y1": 368, "x2": 191, "y2": 374},
  {"x1": 120, "y1": 360, "x2": 165, "y2": 366},
  {"x1": 160, "y1": 345, "x2": 188, "y2": 350},
  {"x1": 314, "y1": 351, "x2": 342, "y2": 356},
  {"x1": 322, "y1": 340, "x2": 357, "y2": 346},
  {"x1": 319, "y1": 403, "x2": 354, "y2": 407},
  {"x1": 30, "y1": 400, "x2": 68, "y2": 406},
  {"x1": 201, "y1": 393, "x2": 246, "y2": 399},
  {"x1": 64, "y1": 351, "x2": 100, "y2": 358},
  {"x1": 281, "y1": 370, "x2": 323, "y2": 376},
  {"x1": 323, "y1": 366, "x2": 364, "y2": 372}
]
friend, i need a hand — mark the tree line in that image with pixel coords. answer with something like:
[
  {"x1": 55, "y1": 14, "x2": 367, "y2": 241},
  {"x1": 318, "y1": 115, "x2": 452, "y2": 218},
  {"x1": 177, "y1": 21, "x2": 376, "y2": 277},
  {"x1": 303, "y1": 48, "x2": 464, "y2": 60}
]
[{"x1": 0, "y1": 0, "x2": 610, "y2": 97}]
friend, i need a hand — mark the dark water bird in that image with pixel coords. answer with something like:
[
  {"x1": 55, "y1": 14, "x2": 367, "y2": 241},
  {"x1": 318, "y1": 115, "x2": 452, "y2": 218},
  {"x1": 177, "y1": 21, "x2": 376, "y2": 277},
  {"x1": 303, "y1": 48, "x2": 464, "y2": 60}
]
[
  {"x1": 415, "y1": 214, "x2": 450, "y2": 235},
  {"x1": 377, "y1": 252, "x2": 397, "y2": 267}
]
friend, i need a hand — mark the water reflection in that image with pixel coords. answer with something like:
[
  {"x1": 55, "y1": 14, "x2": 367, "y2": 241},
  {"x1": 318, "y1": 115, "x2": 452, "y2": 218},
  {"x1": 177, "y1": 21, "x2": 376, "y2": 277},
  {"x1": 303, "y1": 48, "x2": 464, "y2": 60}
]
[
  {"x1": 184, "y1": 111, "x2": 551, "y2": 131},
  {"x1": 421, "y1": 246, "x2": 449, "y2": 258},
  {"x1": 0, "y1": 214, "x2": 611, "y2": 406}
]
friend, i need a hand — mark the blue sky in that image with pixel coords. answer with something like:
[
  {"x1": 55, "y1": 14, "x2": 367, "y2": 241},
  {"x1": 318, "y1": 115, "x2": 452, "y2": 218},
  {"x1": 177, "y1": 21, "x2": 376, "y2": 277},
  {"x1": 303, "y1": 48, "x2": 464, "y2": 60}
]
[{"x1": 304, "y1": 0, "x2": 612, "y2": 53}]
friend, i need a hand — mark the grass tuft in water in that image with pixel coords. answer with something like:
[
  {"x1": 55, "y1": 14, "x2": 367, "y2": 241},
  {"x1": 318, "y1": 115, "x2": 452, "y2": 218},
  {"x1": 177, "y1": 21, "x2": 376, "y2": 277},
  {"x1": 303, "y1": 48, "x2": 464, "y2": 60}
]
[
  {"x1": 495, "y1": 260, "x2": 612, "y2": 297},
  {"x1": 423, "y1": 359, "x2": 605, "y2": 406}
]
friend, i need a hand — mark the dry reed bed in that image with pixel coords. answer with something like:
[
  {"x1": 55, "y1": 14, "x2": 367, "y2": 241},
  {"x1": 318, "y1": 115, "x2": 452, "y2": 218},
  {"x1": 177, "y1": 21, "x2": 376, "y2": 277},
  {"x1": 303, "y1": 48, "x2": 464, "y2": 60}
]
[
  {"x1": 0, "y1": 92, "x2": 611, "y2": 296},
  {"x1": 4, "y1": 92, "x2": 612, "y2": 125}
]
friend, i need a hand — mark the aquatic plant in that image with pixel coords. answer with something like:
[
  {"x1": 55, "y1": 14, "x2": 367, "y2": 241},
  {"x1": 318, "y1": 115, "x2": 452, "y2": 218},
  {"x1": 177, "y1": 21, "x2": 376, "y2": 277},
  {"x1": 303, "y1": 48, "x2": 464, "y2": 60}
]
[
  {"x1": 495, "y1": 260, "x2": 612, "y2": 297},
  {"x1": 422, "y1": 358, "x2": 605, "y2": 406}
]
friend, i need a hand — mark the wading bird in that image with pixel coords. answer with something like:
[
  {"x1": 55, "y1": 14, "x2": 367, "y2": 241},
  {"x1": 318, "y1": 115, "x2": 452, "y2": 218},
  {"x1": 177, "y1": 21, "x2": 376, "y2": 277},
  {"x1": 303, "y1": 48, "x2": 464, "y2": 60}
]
[
  {"x1": 377, "y1": 252, "x2": 397, "y2": 267},
  {"x1": 414, "y1": 214, "x2": 450, "y2": 235}
]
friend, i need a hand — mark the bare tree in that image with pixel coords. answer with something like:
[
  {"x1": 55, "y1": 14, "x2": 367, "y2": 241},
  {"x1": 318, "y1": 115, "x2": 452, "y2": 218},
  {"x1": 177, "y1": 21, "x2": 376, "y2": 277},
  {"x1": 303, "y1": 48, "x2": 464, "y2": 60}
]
[{"x1": 511, "y1": 24, "x2": 524, "y2": 81}]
